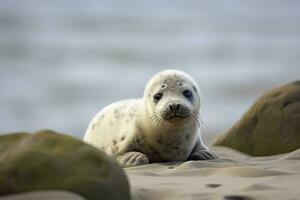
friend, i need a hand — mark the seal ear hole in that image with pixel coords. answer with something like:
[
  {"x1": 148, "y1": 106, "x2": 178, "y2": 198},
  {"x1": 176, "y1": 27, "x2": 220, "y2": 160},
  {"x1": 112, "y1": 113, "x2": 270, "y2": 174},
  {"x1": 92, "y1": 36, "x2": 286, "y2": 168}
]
[
  {"x1": 178, "y1": 83, "x2": 183, "y2": 86},
  {"x1": 161, "y1": 85, "x2": 166, "y2": 88},
  {"x1": 153, "y1": 92, "x2": 163, "y2": 102}
]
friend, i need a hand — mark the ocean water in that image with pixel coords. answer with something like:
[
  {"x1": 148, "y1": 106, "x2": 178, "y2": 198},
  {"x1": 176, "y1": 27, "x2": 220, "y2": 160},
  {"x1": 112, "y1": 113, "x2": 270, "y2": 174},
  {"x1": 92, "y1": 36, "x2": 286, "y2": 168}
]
[{"x1": 0, "y1": 0, "x2": 299, "y2": 139}]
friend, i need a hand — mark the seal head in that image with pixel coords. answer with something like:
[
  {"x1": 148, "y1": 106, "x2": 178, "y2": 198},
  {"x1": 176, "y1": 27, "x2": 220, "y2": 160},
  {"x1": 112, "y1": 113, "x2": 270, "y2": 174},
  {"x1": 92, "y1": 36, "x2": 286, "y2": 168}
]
[{"x1": 144, "y1": 69, "x2": 202, "y2": 128}]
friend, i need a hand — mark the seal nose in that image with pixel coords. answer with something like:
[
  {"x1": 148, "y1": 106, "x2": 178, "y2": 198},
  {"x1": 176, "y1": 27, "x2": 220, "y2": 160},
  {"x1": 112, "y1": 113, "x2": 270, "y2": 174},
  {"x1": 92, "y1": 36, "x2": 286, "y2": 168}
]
[
  {"x1": 169, "y1": 104, "x2": 175, "y2": 111},
  {"x1": 176, "y1": 104, "x2": 180, "y2": 112},
  {"x1": 169, "y1": 104, "x2": 181, "y2": 112}
]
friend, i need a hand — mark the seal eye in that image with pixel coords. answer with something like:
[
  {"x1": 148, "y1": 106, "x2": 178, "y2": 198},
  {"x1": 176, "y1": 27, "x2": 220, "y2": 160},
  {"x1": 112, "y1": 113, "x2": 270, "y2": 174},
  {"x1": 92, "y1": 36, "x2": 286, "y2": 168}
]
[
  {"x1": 183, "y1": 90, "x2": 192, "y2": 99},
  {"x1": 153, "y1": 93, "x2": 163, "y2": 102}
]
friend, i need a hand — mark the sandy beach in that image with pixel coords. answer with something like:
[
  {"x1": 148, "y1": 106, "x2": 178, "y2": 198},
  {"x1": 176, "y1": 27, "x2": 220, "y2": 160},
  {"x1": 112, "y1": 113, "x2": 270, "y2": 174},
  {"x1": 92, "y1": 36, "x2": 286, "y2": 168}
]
[{"x1": 126, "y1": 146, "x2": 300, "y2": 200}]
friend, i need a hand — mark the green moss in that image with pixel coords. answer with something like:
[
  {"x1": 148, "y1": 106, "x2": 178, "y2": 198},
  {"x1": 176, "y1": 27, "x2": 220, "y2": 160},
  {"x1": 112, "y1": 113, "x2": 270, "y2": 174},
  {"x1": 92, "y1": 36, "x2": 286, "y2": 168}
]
[
  {"x1": 213, "y1": 81, "x2": 300, "y2": 156},
  {"x1": 0, "y1": 130, "x2": 130, "y2": 200}
]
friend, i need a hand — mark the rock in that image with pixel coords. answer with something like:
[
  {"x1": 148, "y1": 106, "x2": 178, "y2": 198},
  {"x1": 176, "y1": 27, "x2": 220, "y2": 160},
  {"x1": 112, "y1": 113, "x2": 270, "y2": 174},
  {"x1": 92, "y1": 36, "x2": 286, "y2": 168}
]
[
  {"x1": 213, "y1": 81, "x2": 300, "y2": 156},
  {"x1": 0, "y1": 191, "x2": 86, "y2": 200},
  {"x1": 0, "y1": 130, "x2": 130, "y2": 200}
]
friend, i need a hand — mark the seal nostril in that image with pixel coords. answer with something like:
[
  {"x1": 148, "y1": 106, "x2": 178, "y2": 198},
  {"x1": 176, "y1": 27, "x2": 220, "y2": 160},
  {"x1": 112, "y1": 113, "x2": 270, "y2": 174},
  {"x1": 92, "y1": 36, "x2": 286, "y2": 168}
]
[
  {"x1": 176, "y1": 104, "x2": 180, "y2": 112},
  {"x1": 169, "y1": 105, "x2": 174, "y2": 111}
]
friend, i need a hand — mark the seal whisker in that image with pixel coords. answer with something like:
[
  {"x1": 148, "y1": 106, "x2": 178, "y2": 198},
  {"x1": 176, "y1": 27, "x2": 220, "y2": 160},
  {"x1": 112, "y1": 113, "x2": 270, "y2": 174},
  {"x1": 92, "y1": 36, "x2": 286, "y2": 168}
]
[
  {"x1": 191, "y1": 112, "x2": 201, "y2": 127},
  {"x1": 189, "y1": 115, "x2": 198, "y2": 129},
  {"x1": 197, "y1": 113, "x2": 204, "y2": 125},
  {"x1": 193, "y1": 112, "x2": 204, "y2": 125},
  {"x1": 152, "y1": 112, "x2": 161, "y2": 128},
  {"x1": 152, "y1": 111, "x2": 167, "y2": 129}
]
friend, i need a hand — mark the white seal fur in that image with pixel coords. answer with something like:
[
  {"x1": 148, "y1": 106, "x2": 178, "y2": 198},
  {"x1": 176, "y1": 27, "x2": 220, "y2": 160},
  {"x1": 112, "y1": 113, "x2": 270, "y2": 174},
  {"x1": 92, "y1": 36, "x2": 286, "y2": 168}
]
[{"x1": 84, "y1": 69, "x2": 217, "y2": 167}]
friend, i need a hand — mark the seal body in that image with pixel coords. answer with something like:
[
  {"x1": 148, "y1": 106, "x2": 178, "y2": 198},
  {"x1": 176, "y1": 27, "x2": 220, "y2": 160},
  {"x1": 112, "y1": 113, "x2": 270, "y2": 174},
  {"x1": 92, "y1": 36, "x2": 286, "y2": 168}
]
[{"x1": 84, "y1": 69, "x2": 217, "y2": 167}]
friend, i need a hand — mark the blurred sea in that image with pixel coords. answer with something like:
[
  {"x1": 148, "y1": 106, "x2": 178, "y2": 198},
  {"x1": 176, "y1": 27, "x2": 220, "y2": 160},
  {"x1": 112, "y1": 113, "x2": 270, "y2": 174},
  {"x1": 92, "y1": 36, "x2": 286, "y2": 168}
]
[{"x1": 0, "y1": 0, "x2": 299, "y2": 139}]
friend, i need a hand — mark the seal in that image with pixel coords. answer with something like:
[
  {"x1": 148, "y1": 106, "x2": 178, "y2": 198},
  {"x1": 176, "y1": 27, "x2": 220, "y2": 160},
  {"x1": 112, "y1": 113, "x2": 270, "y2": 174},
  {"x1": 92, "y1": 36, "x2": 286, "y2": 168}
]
[{"x1": 84, "y1": 69, "x2": 217, "y2": 167}]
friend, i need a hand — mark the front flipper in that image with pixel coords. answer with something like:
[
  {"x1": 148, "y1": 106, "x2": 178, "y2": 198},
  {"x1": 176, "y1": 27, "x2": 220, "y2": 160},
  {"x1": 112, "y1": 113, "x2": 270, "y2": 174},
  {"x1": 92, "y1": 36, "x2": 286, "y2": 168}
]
[
  {"x1": 188, "y1": 137, "x2": 218, "y2": 160},
  {"x1": 188, "y1": 150, "x2": 218, "y2": 160},
  {"x1": 116, "y1": 151, "x2": 149, "y2": 168}
]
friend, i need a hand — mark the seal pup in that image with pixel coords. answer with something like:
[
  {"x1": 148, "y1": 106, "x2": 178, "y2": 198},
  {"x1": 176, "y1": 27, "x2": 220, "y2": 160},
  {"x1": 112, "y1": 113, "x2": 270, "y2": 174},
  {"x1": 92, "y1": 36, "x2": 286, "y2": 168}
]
[{"x1": 84, "y1": 69, "x2": 217, "y2": 167}]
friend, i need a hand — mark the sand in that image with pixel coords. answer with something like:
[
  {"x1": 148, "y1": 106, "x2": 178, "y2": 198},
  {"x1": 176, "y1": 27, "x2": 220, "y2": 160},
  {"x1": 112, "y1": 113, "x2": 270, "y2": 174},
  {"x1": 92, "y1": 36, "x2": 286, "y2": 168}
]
[
  {"x1": 126, "y1": 147, "x2": 300, "y2": 200},
  {"x1": 1, "y1": 147, "x2": 299, "y2": 200}
]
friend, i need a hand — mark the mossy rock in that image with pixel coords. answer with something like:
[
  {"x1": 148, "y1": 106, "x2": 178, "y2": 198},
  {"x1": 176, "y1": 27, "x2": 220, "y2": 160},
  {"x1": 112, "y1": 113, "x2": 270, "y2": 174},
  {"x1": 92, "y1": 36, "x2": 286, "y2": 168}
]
[
  {"x1": 214, "y1": 81, "x2": 300, "y2": 156},
  {"x1": 0, "y1": 130, "x2": 130, "y2": 200}
]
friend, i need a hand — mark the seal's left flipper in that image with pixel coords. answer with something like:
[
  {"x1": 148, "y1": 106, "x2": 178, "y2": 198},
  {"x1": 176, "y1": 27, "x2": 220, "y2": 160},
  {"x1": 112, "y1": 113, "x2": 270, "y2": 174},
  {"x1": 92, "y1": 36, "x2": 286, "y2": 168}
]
[
  {"x1": 188, "y1": 138, "x2": 218, "y2": 160},
  {"x1": 188, "y1": 150, "x2": 218, "y2": 160}
]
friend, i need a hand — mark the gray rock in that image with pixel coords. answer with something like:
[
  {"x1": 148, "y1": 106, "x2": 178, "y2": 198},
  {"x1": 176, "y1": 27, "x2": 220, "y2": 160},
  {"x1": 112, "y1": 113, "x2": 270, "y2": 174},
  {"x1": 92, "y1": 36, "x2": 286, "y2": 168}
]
[
  {"x1": 214, "y1": 81, "x2": 300, "y2": 156},
  {"x1": 0, "y1": 130, "x2": 130, "y2": 200}
]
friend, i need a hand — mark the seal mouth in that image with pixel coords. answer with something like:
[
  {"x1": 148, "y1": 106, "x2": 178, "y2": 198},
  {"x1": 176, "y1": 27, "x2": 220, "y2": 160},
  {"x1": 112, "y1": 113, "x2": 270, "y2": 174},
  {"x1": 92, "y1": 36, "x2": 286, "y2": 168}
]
[
  {"x1": 162, "y1": 104, "x2": 191, "y2": 121},
  {"x1": 165, "y1": 114, "x2": 189, "y2": 120},
  {"x1": 151, "y1": 111, "x2": 202, "y2": 128}
]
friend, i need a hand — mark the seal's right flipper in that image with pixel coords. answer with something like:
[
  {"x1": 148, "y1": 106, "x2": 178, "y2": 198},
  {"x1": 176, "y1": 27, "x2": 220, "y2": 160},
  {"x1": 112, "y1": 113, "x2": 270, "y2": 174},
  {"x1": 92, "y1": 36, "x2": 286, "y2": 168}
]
[{"x1": 116, "y1": 151, "x2": 149, "y2": 168}]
